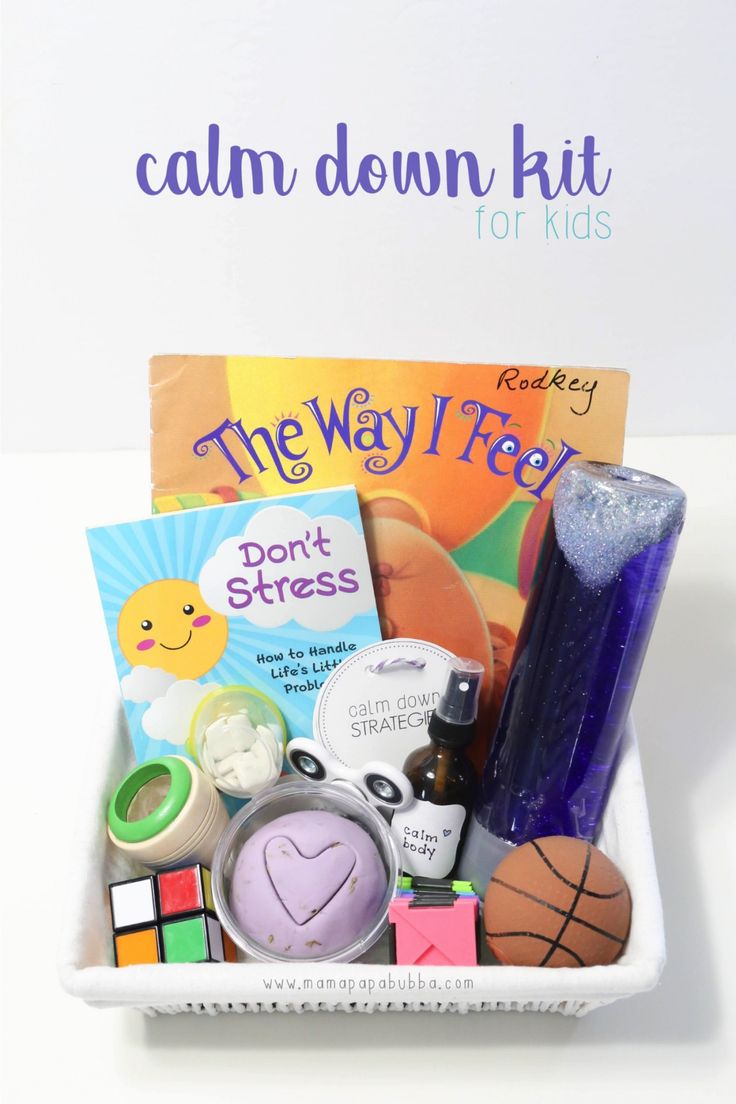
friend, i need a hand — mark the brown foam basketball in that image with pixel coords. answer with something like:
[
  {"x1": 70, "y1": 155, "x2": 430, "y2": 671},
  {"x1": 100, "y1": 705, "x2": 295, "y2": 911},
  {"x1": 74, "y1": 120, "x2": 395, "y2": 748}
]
[{"x1": 484, "y1": 836, "x2": 631, "y2": 968}]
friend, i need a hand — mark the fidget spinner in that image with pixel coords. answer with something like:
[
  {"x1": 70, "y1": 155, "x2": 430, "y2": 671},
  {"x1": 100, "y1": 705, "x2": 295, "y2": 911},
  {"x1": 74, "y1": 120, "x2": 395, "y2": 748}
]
[{"x1": 285, "y1": 738, "x2": 414, "y2": 812}]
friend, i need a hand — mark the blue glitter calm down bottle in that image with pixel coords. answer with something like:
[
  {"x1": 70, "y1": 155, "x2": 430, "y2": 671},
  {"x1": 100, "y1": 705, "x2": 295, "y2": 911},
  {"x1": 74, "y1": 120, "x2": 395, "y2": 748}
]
[{"x1": 459, "y1": 461, "x2": 686, "y2": 895}]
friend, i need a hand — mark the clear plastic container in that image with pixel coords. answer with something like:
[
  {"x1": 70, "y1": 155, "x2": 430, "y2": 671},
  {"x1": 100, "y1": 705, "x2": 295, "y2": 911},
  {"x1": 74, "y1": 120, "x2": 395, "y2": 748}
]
[
  {"x1": 186, "y1": 685, "x2": 286, "y2": 799},
  {"x1": 212, "y1": 780, "x2": 400, "y2": 963}
]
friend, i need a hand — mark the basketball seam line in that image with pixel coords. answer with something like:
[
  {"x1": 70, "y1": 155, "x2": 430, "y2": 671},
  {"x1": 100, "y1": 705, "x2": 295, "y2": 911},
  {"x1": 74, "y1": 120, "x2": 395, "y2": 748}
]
[
  {"x1": 489, "y1": 875, "x2": 625, "y2": 945},
  {"x1": 484, "y1": 930, "x2": 585, "y2": 968},
  {"x1": 530, "y1": 839, "x2": 624, "y2": 899},
  {"x1": 539, "y1": 844, "x2": 591, "y2": 967}
]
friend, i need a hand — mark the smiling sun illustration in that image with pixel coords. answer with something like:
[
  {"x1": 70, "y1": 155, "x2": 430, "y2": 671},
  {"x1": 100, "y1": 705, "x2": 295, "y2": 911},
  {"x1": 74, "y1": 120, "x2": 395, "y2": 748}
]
[{"x1": 117, "y1": 579, "x2": 228, "y2": 680}]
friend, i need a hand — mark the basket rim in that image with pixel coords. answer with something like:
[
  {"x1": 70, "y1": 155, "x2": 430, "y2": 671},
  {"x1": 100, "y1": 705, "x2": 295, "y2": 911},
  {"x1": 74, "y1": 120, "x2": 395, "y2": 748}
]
[{"x1": 58, "y1": 692, "x2": 666, "y2": 1013}]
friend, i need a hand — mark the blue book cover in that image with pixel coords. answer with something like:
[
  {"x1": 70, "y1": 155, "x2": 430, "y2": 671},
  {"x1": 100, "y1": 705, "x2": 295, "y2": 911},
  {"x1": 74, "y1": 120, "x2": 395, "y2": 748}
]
[{"x1": 88, "y1": 485, "x2": 381, "y2": 764}]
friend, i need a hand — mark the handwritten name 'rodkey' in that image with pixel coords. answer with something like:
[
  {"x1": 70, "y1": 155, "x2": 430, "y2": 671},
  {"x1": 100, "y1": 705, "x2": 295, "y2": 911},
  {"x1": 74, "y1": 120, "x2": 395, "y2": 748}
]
[{"x1": 192, "y1": 386, "x2": 582, "y2": 499}]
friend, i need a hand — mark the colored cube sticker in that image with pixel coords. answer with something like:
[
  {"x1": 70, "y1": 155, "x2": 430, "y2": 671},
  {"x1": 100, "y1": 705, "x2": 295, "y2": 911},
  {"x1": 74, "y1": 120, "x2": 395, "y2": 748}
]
[
  {"x1": 223, "y1": 929, "x2": 238, "y2": 963},
  {"x1": 162, "y1": 914, "x2": 229, "y2": 963},
  {"x1": 206, "y1": 915, "x2": 224, "y2": 962},
  {"x1": 157, "y1": 865, "x2": 211, "y2": 918},
  {"x1": 114, "y1": 926, "x2": 162, "y2": 967},
  {"x1": 202, "y1": 867, "x2": 214, "y2": 912},
  {"x1": 109, "y1": 875, "x2": 157, "y2": 931}
]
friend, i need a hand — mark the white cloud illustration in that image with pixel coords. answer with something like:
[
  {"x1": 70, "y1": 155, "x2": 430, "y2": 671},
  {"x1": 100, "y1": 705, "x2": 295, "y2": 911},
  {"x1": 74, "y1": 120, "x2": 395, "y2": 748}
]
[
  {"x1": 121, "y1": 665, "x2": 177, "y2": 704},
  {"x1": 198, "y1": 504, "x2": 374, "y2": 632},
  {"x1": 141, "y1": 679, "x2": 219, "y2": 746}
]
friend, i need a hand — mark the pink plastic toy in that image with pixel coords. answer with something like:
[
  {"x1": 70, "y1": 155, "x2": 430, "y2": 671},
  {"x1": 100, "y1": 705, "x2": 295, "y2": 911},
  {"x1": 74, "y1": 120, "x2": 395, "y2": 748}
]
[{"x1": 388, "y1": 895, "x2": 479, "y2": 966}]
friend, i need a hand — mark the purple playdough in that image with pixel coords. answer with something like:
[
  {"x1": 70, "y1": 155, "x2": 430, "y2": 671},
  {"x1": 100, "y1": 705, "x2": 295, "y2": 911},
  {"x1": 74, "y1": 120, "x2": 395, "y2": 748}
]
[{"x1": 229, "y1": 810, "x2": 388, "y2": 959}]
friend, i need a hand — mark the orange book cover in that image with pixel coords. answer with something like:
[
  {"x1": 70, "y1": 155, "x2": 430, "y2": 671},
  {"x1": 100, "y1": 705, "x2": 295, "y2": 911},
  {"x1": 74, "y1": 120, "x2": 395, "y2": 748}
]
[{"x1": 150, "y1": 355, "x2": 629, "y2": 766}]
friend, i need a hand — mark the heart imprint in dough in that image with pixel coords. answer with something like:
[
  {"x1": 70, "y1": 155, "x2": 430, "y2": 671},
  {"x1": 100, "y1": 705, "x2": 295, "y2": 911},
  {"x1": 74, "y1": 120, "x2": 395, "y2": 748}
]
[{"x1": 264, "y1": 835, "x2": 357, "y2": 925}]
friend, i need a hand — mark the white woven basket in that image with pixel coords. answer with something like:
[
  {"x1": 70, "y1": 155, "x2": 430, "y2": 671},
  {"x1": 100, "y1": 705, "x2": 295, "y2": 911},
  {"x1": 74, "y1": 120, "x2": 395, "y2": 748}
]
[{"x1": 59, "y1": 699, "x2": 665, "y2": 1016}]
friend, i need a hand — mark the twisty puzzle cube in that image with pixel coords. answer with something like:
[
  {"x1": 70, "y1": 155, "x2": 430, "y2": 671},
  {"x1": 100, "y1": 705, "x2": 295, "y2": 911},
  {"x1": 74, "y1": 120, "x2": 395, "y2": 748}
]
[
  {"x1": 388, "y1": 893, "x2": 480, "y2": 967},
  {"x1": 109, "y1": 865, "x2": 237, "y2": 967}
]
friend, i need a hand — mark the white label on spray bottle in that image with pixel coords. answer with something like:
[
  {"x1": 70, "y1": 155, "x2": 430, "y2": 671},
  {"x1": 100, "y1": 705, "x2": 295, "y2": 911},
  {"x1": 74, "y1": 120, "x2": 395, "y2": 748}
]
[{"x1": 391, "y1": 800, "x2": 467, "y2": 878}]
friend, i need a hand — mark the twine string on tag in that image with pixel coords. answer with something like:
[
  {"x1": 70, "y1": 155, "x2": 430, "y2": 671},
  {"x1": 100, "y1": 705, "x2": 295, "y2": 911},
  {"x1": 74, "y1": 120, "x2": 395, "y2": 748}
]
[{"x1": 365, "y1": 657, "x2": 427, "y2": 675}]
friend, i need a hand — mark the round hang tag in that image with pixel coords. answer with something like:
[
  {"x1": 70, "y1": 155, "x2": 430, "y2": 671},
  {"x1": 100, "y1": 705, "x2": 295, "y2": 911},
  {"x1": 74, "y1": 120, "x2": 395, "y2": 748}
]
[{"x1": 313, "y1": 638, "x2": 454, "y2": 770}]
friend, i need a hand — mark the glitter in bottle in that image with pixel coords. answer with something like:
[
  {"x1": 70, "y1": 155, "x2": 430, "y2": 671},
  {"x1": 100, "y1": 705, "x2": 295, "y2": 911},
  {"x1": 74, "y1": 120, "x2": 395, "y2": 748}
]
[{"x1": 464, "y1": 461, "x2": 685, "y2": 858}]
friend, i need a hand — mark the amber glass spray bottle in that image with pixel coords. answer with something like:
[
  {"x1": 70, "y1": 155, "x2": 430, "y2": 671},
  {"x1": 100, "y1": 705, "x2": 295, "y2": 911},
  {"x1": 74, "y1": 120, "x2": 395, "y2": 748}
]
[{"x1": 390, "y1": 658, "x2": 483, "y2": 879}]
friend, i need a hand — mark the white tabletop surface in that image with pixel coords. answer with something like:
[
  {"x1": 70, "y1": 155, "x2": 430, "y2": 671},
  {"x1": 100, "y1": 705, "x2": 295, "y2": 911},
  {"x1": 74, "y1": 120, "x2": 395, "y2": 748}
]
[{"x1": 2, "y1": 435, "x2": 735, "y2": 1103}]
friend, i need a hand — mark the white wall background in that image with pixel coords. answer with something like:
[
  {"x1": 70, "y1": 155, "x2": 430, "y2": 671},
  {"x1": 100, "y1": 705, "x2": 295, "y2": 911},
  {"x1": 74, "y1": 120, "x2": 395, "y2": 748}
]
[{"x1": 2, "y1": 0, "x2": 735, "y2": 451}]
